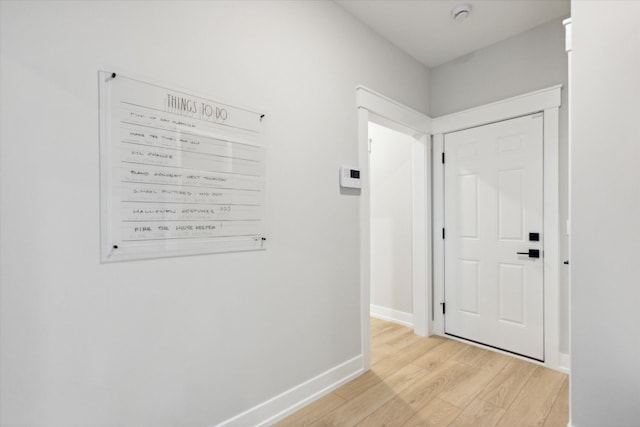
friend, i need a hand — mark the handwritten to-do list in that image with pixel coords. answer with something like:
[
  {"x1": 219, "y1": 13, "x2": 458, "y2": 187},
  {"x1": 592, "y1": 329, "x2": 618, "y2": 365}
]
[{"x1": 100, "y1": 72, "x2": 266, "y2": 261}]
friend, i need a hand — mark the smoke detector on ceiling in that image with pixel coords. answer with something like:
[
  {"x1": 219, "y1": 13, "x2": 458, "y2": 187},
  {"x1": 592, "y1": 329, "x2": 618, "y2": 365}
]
[{"x1": 451, "y1": 4, "x2": 472, "y2": 21}]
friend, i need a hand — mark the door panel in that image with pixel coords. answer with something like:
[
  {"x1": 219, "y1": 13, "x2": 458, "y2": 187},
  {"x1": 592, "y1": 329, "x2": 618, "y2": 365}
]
[
  {"x1": 444, "y1": 113, "x2": 544, "y2": 360},
  {"x1": 459, "y1": 259, "x2": 479, "y2": 314},
  {"x1": 498, "y1": 169, "x2": 524, "y2": 240}
]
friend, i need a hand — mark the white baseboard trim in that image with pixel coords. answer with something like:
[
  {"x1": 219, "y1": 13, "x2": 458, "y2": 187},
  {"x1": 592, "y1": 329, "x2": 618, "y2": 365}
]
[
  {"x1": 370, "y1": 304, "x2": 414, "y2": 327},
  {"x1": 558, "y1": 352, "x2": 571, "y2": 374},
  {"x1": 216, "y1": 354, "x2": 364, "y2": 427}
]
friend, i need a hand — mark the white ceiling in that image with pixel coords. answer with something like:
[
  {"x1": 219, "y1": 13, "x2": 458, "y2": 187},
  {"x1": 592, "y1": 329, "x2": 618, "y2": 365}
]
[{"x1": 335, "y1": 0, "x2": 570, "y2": 68}]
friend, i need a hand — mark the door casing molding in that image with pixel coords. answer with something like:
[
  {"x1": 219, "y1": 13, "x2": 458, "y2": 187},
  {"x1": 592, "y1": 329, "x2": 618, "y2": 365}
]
[
  {"x1": 431, "y1": 85, "x2": 566, "y2": 372},
  {"x1": 356, "y1": 86, "x2": 432, "y2": 371}
]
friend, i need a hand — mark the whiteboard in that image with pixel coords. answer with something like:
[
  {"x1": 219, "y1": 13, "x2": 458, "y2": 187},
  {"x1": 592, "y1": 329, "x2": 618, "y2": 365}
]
[{"x1": 99, "y1": 71, "x2": 267, "y2": 262}]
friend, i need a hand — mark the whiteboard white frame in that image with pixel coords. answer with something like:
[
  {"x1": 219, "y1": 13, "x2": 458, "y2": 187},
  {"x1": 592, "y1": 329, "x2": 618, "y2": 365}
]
[{"x1": 98, "y1": 69, "x2": 268, "y2": 262}]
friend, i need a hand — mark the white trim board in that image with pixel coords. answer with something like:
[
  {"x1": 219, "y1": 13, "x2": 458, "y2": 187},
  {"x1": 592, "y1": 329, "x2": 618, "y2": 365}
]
[
  {"x1": 431, "y1": 85, "x2": 562, "y2": 135},
  {"x1": 216, "y1": 355, "x2": 363, "y2": 426},
  {"x1": 356, "y1": 86, "x2": 431, "y2": 134},
  {"x1": 431, "y1": 85, "x2": 566, "y2": 373},
  {"x1": 370, "y1": 304, "x2": 414, "y2": 328},
  {"x1": 356, "y1": 86, "x2": 433, "y2": 376}
]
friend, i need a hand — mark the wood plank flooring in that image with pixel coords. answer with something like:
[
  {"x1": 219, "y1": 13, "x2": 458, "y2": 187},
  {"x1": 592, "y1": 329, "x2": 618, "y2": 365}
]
[{"x1": 276, "y1": 318, "x2": 568, "y2": 427}]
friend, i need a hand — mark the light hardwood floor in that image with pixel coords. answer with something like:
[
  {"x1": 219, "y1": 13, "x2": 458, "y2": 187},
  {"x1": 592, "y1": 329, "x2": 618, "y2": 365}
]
[{"x1": 276, "y1": 318, "x2": 568, "y2": 427}]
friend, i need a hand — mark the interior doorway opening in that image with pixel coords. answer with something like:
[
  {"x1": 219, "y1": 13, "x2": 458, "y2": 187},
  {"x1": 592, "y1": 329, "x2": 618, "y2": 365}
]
[
  {"x1": 369, "y1": 121, "x2": 415, "y2": 328},
  {"x1": 356, "y1": 86, "x2": 432, "y2": 370}
]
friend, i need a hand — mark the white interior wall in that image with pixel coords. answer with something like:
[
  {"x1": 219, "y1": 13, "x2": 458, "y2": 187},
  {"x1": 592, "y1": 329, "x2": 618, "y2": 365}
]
[
  {"x1": 429, "y1": 17, "x2": 570, "y2": 354},
  {"x1": 0, "y1": 1, "x2": 430, "y2": 425},
  {"x1": 570, "y1": 1, "x2": 640, "y2": 425},
  {"x1": 369, "y1": 122, "x2": 413, "y2": 318}
]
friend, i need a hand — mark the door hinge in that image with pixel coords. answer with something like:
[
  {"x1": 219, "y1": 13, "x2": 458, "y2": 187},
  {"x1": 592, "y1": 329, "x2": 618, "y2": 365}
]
[
  {"x1": 441, "y1": 302, "x2": 446, "y2": 315},
  {"x1": 442, "y1": 152, "x2": 445, "y2": 164},
  {"x1": 442, "y1": 228, "x2": 445, "y2": 239}
]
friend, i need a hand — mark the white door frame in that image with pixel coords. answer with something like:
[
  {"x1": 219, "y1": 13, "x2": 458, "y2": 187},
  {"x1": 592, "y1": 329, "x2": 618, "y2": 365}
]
[
  {"x1": 356, "y1": 86, "x2": 432, "y2": 370},
  {"x1": 431, "y1": 85, "x2": 567, "y2": 372}
]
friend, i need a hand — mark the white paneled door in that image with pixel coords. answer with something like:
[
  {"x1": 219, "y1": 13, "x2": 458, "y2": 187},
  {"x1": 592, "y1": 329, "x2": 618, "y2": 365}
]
[{"x1": 444, "y1": 113, "x2": 544, "y2": 361}]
